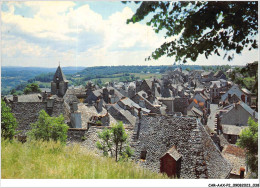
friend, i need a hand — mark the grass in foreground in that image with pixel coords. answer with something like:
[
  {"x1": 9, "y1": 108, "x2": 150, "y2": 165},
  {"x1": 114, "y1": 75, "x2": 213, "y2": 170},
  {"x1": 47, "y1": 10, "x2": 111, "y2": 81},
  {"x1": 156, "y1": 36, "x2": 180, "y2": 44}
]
[{"x1": 1, "y1": 139, "x2": 167, "y2": 179}]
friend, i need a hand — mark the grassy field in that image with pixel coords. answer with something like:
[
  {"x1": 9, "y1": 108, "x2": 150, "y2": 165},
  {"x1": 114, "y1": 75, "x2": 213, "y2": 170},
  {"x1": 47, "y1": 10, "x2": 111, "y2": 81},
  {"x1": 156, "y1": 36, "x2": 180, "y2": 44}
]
[{"x1": 1, "y1": 139, "x2": 167, "y2": 179}]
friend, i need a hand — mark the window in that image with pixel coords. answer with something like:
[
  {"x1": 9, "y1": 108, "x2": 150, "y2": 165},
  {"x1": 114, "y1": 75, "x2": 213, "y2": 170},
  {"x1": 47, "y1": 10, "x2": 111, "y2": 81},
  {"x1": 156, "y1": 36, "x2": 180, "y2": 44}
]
[
  {"x1": 140, "y1": 151, "x2": 147, "y2": 160},
  {"x1": 57, "y1": 83, "x2": 59, "y2": 89},
  {"x1": 228, "y1": 135, "x2": 232, "y2": 142}
]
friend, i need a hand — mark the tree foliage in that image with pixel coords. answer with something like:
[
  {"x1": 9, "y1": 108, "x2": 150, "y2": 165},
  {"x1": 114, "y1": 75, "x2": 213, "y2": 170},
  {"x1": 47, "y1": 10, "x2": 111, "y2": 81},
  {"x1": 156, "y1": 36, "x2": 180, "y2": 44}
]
[
  {"x1": 27, "y1": 110, "x2": 69, "y2": 144},
  {"x1": 1, "y1": 99, "x2": 18, "y2": 140},
  {"x1": 96, "y1": 121, "x2": 134, "y2": 161},
  {"x1": 23, "y1": 83, "x2": 41, "y2": 94},
  {"x1": 126, "y1": 1, "x2": 258, "y2": 63},
  {"x1": 237, "y1": 117, "x2": 258, "y2": 177}
]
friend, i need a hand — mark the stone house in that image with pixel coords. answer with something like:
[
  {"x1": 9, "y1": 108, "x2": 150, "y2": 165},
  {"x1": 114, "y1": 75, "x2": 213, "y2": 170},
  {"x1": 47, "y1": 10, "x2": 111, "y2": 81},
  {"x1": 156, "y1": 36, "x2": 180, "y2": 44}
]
[
  {"x1": 131, "y1": 93, "x2": 161, "y2": 114},
  {"x1": 213, "y1": 70, "x2": 227, "y2": 80},
  {"x1": 220, "y1": 101, "x2": 258, "y2": 126},
  {"x1": 221, "y1": 84, "x2": 251, "y2": 106},
  {"x1": 107, "y1": 103, "x2": 137, "y2": 126},
  {"x1": 201, "y1": 71, "x2": 215, "y2": 82},
  {"x1": 221, "y1": 124, "x2": 246, "y2": 144},
  {"x1": 4, "y1": 94, "x2": 65, "y2": 136}
]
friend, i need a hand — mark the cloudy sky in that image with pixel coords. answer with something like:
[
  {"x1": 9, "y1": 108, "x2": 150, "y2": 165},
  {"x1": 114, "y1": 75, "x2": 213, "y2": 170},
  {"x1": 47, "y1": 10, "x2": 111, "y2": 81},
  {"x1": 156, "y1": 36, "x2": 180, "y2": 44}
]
[{"x1": 1, "y1": 1, "x2": 258, "y2": 67}]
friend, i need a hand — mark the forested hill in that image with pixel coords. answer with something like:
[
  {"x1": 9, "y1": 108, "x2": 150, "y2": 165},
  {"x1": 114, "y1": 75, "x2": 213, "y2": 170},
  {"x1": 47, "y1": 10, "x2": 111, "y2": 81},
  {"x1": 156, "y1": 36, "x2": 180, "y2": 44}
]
[
  {"x1": 1, "y1": 65, "x2": 232, "y2": 95},
  {"x1": 1, "y1": 66, "x2": 86, "y2": 95}
]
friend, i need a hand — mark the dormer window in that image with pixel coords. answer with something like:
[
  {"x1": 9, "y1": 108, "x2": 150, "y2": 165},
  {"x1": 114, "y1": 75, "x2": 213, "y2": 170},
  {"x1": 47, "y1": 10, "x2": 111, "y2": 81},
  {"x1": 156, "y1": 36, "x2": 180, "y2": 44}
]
[{"x1": 140, "y1": 150, "x2": 147, "y2": 160}]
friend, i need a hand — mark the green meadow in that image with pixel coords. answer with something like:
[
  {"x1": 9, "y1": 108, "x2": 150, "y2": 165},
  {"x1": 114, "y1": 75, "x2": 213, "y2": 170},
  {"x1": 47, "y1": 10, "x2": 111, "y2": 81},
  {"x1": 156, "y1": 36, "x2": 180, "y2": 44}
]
[{"x1": 1, "y1": 139, "x2": 167, "y2": 179}]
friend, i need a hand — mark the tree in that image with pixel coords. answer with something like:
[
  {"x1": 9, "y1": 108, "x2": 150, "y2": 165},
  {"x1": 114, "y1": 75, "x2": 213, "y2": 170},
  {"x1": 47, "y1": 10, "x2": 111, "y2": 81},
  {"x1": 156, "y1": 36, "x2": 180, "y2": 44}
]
[
  {"x1": 96, "y1": 121, "x2": 134, "y2": 161},
  {"x1": 1, "y1": 99, "x2": 18, "y2": 140},
  {"x1": 237, "y1": 117, "x2": 258, "y2": 177},
  {"x1": 126, "y1": 1, "x2": 258, "y2": 63},
  {"x1": 27, "y1": 110, "x2": 69, "y2": 144},
  {"x1": 24, "y1": 83, "x2": 41, "y2": 94},
  {"x1": 10, "y1": 89, "x2": 16, "y2": 95}
]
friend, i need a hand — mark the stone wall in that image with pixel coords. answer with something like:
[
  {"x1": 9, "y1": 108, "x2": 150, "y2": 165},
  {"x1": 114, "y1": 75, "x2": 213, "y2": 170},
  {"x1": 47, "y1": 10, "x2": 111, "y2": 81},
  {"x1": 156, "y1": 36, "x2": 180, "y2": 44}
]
[
  {"x1": 67, "y1": 128, "x2": 88, "y2": 143},
  {"x1": 51, "y1": 98, "x2": 65, "y2": 117},
  {"x1": 173, "y1": 97, "x2": 189, "y2": 115},
  {"x1": 9, "y1": 98, "x2": 65, "y2": 136},
  {"x1": 10, "y1": 102, "x2": 47, "y2": 135},
  {"x1": 221, "y1": 104, "x2": 256, "y2": 126}
]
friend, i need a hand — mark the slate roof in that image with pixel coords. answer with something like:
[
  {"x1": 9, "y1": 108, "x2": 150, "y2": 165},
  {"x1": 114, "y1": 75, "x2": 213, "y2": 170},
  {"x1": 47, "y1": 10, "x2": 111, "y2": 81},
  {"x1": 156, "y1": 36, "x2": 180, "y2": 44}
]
[
  {"x1": 191, "y1": 106, "x2": 203, "y2": 117},
  {"x1": 109, "y1": 103, "x2": 136, "y2": 125},
  {"x1": 53, "y1": 65, "x2": 68, "y2": 82},
  {"x1": 118, "y1": 97, "x2": 150, "y2": 113},
  {"x1": 137, "y1": 90, "x2": 148, "y2": 98},
  {"x1": 222, "y1": 145, "x2": 246, "y2": 176},
  {"x1": 63, "y1": 92, "x2": 79, "y2": 104},
  {"x1": 242, "y1": 88, "x2": 252, "y2": 95},
  {"x1": 93, "y1": 89, "x2": 102, "y2": 97},
  {"x1": 66, "y1": 88, "x2": 86, "y2": 96},
  {"x1": 222, "y1": 124, "x2": 245, "y2": 135},
  {"x1": 210, "y1": 81, "x2": 222, "y2": 88},
  {"x1": 107, "y1": 87, "x2": 124, "y2": 99},
  {"x1": 182, "y1": 70, "x2": 189, "y2": 75},
  {"x1": 132, "y1": 115, "x2": 232, "y2": 179},
  {"x1": 162, "y1": 146, "x2": 182, "y2": 161},
  {"x1": 144, "y1": 79, "x2": 153, "y2": 89},
  {"x1": 201, "y1": 71, "x2": 213, "y2": 76},
  {"x1": 214, "y1": 70, "x2": 225, "y2": 78},
  {"x1": 239, "y1": 101, "x2": 258, "y2": 119},
  {"x1": 221, "y1": 85, "x2": 243, "y2": 102},
  {"x1": 6, "y1": 94, "x2": 43, "y2": 102},
  {"x1": 40, "y1": 88, "x2": 51, "y2": 93}
]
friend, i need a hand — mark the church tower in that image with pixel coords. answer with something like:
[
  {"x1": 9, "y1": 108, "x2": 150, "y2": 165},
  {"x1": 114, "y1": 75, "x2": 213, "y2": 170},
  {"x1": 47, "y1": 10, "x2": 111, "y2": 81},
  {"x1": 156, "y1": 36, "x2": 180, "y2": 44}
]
[{"x1": 51, "y1": 65, "x2": 68, "y2": 97}]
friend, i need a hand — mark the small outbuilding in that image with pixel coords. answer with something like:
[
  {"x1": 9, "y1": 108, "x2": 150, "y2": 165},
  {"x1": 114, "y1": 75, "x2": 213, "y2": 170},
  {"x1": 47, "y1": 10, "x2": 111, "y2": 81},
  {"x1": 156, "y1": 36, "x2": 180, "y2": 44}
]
[{"x1": 160, "y1": 146, "x2": 182, "y2": 178}]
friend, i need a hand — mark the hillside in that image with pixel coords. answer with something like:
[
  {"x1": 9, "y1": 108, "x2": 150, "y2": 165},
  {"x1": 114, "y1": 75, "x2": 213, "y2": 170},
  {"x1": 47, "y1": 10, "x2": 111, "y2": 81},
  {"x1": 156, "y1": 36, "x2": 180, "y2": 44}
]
[
  {"x1": 2, "y1": 64, "x2": 235, "y2": 95},
  {"x1": 1, "y1": 66, "x2": 86, "y2": 95},
  {"x1": 1, "y1": 139, "x2": 167, "y2": 179}
]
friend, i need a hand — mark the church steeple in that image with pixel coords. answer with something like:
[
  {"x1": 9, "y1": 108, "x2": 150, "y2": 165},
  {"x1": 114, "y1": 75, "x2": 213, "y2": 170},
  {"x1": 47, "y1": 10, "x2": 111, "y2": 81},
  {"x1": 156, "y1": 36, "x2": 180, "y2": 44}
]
[
  {"x1": 51, "y1": 64, "x2": 68, "y2": 97},
  {"x1": 53, "y1": 65, "x2": 68, "y2": 83}
]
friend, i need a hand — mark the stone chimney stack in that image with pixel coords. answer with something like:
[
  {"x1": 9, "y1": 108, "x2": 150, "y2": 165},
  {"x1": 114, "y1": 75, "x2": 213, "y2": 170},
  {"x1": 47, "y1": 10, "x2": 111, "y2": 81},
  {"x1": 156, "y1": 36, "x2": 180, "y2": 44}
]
[
  {"x1": 13, "y1": 95, "x2": 18, "y2": 102},
  {"x1": 43, "y1": 91, "x2": 47, "y2": 102}
]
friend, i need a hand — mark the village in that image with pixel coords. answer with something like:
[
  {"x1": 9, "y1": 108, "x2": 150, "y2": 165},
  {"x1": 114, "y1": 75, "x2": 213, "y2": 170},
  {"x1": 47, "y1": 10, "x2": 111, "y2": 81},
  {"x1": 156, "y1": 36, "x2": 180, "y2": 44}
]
[{"x1": 3, "y1": 63, "x2": 258, "y2": 179}]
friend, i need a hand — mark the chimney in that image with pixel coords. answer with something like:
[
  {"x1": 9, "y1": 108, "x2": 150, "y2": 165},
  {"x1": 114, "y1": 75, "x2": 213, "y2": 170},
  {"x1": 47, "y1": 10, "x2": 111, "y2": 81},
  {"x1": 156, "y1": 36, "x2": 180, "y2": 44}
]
[
  {"x1": 43, "y1": 91, "x2": 47, "y2": 102},
  {"x1": 13, "y1": 95, "x2": 18, "y2": 102},
  {"x1": 138, "y1": 108, "x2": 142, "y2": 119},
  {"x1": 110, "y1": 89, "x2": 115, "y2": 95},
  {"x1": 72, "y1": 102, "x2": 78, "y2": 112}
]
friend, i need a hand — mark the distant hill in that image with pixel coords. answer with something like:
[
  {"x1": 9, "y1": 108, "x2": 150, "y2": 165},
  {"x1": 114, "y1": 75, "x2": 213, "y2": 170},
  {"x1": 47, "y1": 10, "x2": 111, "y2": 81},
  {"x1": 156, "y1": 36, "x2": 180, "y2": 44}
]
[
  {"x1": 1, "y1": 65, "x2": 234, "y2": 95},
  {"x1": 1, "y1": 66, "x2": 86, "y2": 95}
]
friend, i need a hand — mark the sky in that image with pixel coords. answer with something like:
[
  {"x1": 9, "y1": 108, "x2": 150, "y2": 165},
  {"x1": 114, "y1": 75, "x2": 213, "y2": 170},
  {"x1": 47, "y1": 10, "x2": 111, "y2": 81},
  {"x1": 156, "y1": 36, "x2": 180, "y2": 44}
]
[{"x1": 1, "y1": 1, "x2": 258, "y2": 68}]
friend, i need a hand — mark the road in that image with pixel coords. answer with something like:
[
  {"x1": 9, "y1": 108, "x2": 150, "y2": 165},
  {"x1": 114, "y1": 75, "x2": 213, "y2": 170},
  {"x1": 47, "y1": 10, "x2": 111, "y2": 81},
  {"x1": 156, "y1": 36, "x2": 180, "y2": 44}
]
[{"x1": 207, "y1": 104, "x2": 219, "y2": 131}]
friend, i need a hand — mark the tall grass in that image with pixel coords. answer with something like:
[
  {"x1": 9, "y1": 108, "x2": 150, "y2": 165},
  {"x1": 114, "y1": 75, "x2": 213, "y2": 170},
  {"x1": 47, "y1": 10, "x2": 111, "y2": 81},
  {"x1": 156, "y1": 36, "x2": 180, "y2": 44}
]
[{"x1": 1, "y1": 139, "x2": 167, "y2": 179}]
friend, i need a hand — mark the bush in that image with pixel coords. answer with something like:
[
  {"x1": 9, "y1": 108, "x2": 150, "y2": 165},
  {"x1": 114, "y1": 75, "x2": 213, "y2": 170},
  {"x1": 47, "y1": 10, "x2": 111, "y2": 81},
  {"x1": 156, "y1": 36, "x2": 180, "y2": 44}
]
[
  {"x1": 27, "y1": 110, "x2": 69, "y2": 144},
  {"x1": 1, "y1": 99, "x2": 18, "y2": 140},
  {"x1": 96, "y1": 121, "x2": 134, "y2": 162},
  {"x1": 237, "y1": 117, "x2": 258, "y2": 178}
]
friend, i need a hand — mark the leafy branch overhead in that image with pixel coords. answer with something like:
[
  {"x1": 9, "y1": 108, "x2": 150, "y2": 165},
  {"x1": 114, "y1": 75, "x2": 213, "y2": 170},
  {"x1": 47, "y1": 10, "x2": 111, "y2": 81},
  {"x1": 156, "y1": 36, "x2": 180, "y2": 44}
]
[{"x1": 126, "y1": 1, "x2": 258, "y2": 63}]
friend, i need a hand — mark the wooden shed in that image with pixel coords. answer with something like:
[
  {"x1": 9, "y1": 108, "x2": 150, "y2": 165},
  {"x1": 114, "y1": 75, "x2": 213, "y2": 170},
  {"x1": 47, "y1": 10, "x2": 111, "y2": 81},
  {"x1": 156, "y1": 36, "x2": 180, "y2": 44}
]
[{"x1": 160, "y1": 146, "x2": 182, "y2": 178}]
